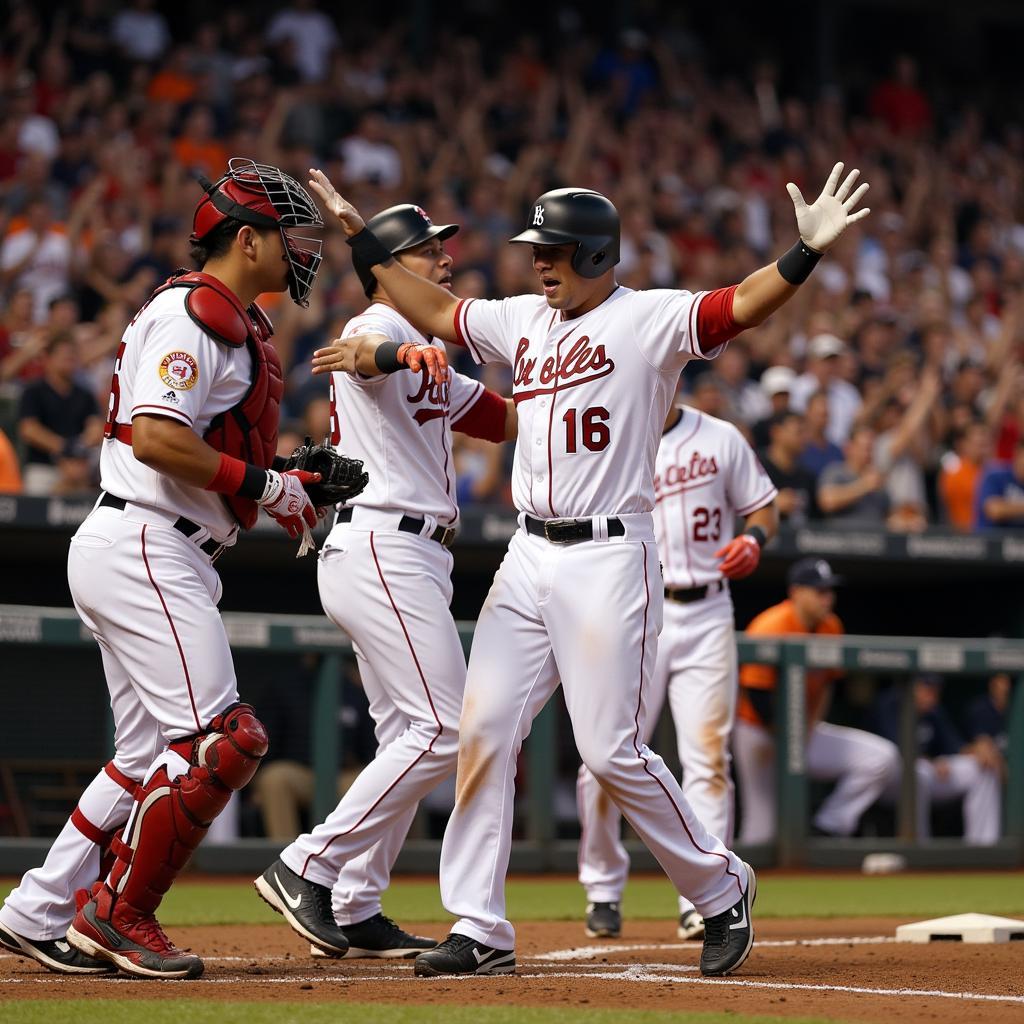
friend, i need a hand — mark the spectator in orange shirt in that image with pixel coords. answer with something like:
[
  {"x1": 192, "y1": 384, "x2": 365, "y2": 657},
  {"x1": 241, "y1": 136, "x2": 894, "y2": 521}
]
[
  {"x1": 0, "y1": 426, "x2": 22, "y2": 494},
  {"x1": 938, "y1": 420, "x2": 990, "y2": 530},
  {"x1": 171, "y1": 106, "x2": 228, "y2": 179},
  {"x1": 733, "y1": 559, "x2": 899, "y2": 843}
]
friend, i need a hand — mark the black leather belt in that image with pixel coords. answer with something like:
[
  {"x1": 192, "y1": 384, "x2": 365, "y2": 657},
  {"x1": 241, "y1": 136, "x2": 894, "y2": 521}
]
[
  {"x1": 665, "y1": 580, "x2": 726, "y2": 604},
  {"x1": 99, "y1": 493, "x2": 227, "y2": 561},
  {"x1": 524, "y1": 514, "x2": 626, "y2": 544},
  {"x1": 335, "y1": 506, "x2": 456, "y2": 548}
]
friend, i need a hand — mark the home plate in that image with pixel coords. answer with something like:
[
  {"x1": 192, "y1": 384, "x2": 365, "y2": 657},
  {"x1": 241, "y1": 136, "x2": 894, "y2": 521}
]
[{"x1": 896, "y1": 913, "x2": 1024, "y2": 943}]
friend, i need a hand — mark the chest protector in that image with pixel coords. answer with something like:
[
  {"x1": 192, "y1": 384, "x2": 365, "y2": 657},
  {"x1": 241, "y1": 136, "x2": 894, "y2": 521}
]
[{"x1": 148, "y1": 271, "x2": 282, "y2": 529}]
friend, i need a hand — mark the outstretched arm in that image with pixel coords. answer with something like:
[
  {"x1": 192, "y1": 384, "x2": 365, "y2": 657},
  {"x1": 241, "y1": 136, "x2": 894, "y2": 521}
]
[
  {"x1": 731, "y1": 163, "x2": 871, "y2": 329},
  {"x1": 308, "y1": 169, "x2": 461, "y2": 343}
]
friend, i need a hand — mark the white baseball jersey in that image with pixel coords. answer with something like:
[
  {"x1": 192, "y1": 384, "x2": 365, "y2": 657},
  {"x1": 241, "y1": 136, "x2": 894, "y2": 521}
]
[
  {"x1": 331, "y1": 303, "x2": 485, "y2": 526},
  {"x1": 100, "y1": 287, "x2": 253, "y2": 542},
  {"x1": 654, "y1": 408, "x2": 777, "y2": 589},
  {"x1": 454, "y1": 286, "x2": 724, "y2": 517}
]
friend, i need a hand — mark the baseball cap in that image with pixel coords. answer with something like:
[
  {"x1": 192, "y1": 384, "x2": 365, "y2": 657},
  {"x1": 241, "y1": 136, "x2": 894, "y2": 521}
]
[
  {"x1": 760, "y1": 365, "x2": 797, "y2": 397},
  {"x1": 787, "y1": 557, "x2": 844, "y2": 589},
  {"x1": 808, "y1": 333, "x2": 846, "y2": 360}
]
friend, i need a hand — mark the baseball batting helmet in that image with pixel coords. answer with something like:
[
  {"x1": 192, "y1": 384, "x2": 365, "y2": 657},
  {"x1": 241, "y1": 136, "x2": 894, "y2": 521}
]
[
  {"x1": 509, "y1": 188, "x2": 620, "y2": 278},
  {"x1": 191, "y1": 158, "x2": 325, "y2": 308},
  {"x1": 354, "y1": 204, "x2": 459, "y2": 297}
]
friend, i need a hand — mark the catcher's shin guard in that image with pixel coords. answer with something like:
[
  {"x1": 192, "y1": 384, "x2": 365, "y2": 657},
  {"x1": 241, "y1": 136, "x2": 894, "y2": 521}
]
[{"x1": 107, "y1": 703, "x2": 268, "y2": 913}]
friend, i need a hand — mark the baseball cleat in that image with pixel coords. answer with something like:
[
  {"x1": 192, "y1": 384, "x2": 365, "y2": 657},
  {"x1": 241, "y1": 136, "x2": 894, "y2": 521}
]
[
  {"x1": 307, "y1": 913, "x2": 437, "y2": 959},
  {"x1": 699, "y1": 861, "x2": 756, "y2": 977},
  {"x1": 0, "y1": 921, "x2": 115, "y2": 975},
  {"x1": 254, "y1": 858, "x2": 349, "y2": 955},
  {"x1": 413, "y1": 932, "x2": 515, "y2": 976},
  {"x1": 67, "y1": 884, "x2": 203, "y2": 979},
  {"x1": 584, "y1": 902, "x2": 622, "y2": 939},
  {"x1": 677, "y1": 909, "x2": 705, "y2": 940}
]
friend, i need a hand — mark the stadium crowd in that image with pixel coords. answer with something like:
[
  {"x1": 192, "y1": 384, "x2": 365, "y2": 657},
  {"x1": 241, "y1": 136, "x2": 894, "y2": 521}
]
[{"x1": 1, "y1": 1, "x2": 1023, "y2": 531}]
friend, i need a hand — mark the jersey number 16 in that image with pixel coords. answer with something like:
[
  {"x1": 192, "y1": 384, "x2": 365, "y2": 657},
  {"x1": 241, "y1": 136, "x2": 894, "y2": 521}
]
[{"x1": 562, "y1": 406, "x2": 610, "y2": 453}]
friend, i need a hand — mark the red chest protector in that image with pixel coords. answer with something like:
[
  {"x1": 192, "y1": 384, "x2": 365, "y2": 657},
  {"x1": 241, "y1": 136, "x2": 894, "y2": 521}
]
[{"x1": 135, "y1": 271, "x2": 283, "y2": 530}]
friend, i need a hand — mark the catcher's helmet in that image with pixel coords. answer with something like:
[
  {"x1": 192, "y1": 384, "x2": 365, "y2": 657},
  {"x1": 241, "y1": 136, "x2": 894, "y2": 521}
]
[
  {"x1": 191, "y1": 158, "x2": 325, "y2": 308},
  {"x1": 355, "y1": 204, "x2": 459, "y2": 297},
  {"x1": 509, "y1": 188, "x2": 620, "y2": 278}
]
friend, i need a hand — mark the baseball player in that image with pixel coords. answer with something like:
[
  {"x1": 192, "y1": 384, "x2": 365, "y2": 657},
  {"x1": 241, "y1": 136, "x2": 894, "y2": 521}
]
[
  {"x1": 0, "y1": 160, "x2": 353, "y2": 979},
  {"x1": 577, "y1": 401, "x2": 778, "y2": 942},
  {"x1": 309, "y1": 159, "x2": 870, "y2": 978},
  {"x1": 734, "y1": 559, "x2": 900, "y2": 844},
  {"x1": 254, "y1": 204, "x2": 516, "y2": 960}
]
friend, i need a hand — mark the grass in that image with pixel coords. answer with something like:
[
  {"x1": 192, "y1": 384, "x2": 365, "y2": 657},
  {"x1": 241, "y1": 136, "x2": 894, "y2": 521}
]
[
  {"x1": 0, "y1": 1002, "x2": 851, "y2": 1024},
  {"x1": 2, "y1": 872, "x2": 1021, "y2": 927}
]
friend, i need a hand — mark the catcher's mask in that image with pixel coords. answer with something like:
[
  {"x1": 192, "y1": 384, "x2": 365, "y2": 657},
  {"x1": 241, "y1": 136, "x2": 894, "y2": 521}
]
[{"x1": 191, "y1": 158, "x2": 325, "y2": 307}]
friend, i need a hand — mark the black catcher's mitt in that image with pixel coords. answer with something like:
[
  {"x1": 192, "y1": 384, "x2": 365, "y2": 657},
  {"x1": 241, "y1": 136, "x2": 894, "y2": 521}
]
[{"x1": 284, "y1": 436, "x2": 369, "y2": 508}]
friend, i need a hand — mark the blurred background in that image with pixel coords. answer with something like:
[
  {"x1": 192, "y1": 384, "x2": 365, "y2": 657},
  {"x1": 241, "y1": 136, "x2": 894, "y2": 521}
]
[{"x1": 0, "y1": 0, "x2": 1021, "y2": 865}]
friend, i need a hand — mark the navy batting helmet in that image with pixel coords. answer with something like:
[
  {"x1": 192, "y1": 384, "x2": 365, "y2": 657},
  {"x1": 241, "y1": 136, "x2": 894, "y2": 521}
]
[
  {"x1": 355, "y1": 204, "x2": 459, "y2": 297},
  {"x1": 509, "y1": 188, "x2": 620, "y2": 278}
]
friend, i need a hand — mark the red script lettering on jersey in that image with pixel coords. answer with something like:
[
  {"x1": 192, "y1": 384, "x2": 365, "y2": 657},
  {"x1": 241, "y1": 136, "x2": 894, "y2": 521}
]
[
  {"x1": 655, "y1": 451, "x2": 720, "y2": 499},
  {"x1": 513, "y1": 334, "x2": 615, "y2": 403}
]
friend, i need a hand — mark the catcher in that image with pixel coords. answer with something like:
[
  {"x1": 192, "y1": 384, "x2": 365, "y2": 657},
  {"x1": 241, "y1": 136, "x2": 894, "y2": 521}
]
[{"x1": 255, "y1": 202, "x2": 516, "y2": 960}]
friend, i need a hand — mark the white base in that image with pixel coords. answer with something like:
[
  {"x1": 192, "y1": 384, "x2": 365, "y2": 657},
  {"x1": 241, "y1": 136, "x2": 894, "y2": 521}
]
[{"x1": 896, "y1": 912, "x2": 1024, "y2": 944}]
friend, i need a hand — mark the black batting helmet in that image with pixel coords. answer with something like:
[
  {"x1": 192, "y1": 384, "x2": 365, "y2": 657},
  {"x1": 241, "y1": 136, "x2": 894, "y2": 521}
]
[
  {"x1": 509, "y1": 188, "x2": 620, "y2": 278},
  {"x1": 355, "y1": 204, "x2": 459, "y2": 298}
]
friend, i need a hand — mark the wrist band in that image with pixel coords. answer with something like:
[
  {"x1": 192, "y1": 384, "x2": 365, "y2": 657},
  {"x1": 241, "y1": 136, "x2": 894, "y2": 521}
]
[
  {"x1": 776, "y1": 239, "x2": 823, "y2": 285},
  {"x1": 346, "y1": 228, "x2": 394, "y2": 269},
  {"x1": 744, "y1": 525, "x2": 768, "y2": 548},
  {"x1": 374, "y1": 341, "x2": 406, "y2": 373},
  {"x1": 205, "y1": 452, "x2": 269, "y2": 499}
]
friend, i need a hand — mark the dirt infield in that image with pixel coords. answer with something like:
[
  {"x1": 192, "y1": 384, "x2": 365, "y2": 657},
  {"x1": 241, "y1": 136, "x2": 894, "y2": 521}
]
[{"x1": 2, "y1": 917, "x2": 1021, "y2": 1023}]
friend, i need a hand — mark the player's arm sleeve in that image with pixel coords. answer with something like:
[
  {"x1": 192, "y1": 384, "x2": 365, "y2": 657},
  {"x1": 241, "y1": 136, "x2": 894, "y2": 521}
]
[
  {"x1": 452, "y1": 296, "x2": 522, "y2": 367},
  {"x1": 449, "y1": 371, "x2": 507, "y2": 442},
  {"x1": 727, "y1": 425, "x2": 779, "y2": 516},
  {"x1": 129, "y1": 315, "x2": 217, "y2": 427},
  {"x1": 629, "y1": 288, "x2": 739, "y2": 374},
  {"x1": 340, "y1": 315, "x2": 404, "y2": 385}
]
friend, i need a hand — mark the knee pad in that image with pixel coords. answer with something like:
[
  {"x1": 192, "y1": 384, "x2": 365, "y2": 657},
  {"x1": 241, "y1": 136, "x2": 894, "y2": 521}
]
[{"x1": 105, "y1": 704, "x2": 267, "y2": 914}]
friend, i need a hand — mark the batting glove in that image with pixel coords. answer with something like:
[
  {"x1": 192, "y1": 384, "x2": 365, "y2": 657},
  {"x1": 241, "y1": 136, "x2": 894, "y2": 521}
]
[
  {"x1": 258, "y1": 469, "x2": 320, "y2": 538},
  {"x1": 398, "y1": 343, "x2": 448, "y2": 385},
  {"x1": 787, "y1": 162, "x2": 870, "y2": 253},
  {"x1": 715, "y1": 534, "x2": 761, "y2": 580}
]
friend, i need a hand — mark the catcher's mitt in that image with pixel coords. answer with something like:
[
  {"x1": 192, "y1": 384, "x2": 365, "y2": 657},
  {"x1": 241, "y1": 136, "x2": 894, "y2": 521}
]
[{"x1": 284, "y1": 436, "x2": 369, "y2": 508}]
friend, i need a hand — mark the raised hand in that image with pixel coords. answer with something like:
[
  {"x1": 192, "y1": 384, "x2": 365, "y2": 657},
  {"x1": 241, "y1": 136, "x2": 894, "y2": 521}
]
[
  {"x1": 787, "y1": 162, "x2": 870, "y2": 253},
  {"x1": 307, "y1": 168, "x2": 365, "y2": 237}
]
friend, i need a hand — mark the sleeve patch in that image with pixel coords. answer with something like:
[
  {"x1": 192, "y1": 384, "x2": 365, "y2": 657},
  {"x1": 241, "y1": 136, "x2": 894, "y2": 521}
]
[{"x1": 158, "y1": 351, "x2": 200, "y2": 391}]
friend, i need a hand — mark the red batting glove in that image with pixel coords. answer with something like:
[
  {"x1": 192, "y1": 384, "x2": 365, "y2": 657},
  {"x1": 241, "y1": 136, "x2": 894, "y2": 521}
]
[
  {"x1": 397, "y1": 342, "x2": 449, "y2": 385},
  {"x1": 259, "y1": 469, "x2": 320, "y2": 538},
  {"x1": 715, "y1": 534, "x2": 761, "y2": 580}
]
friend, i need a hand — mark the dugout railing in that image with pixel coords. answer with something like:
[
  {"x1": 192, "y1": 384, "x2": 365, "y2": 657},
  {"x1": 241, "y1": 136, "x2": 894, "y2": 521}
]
[{"x1": 0, "y1": 605, "x2": 1021, "y2": 873}]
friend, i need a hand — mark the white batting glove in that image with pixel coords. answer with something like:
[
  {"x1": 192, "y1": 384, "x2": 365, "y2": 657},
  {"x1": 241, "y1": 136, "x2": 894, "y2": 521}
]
[{"x1": 786, "y1": 162, "x2": 871, "y2": 253}]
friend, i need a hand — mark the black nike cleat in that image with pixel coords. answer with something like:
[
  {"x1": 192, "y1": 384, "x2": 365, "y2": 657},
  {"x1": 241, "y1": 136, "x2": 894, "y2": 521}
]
[
  {"x1": 308, "y1": 913, "x2": 437, "y2": 959},
  {"x1": 0, "y1": 922, "x2": 115, "y2": 975},
  {"x1": 584, "y1": 902, "x2": 622, "y2": 939},
  {"x1": 699, "y1": 861, "x2": 756, "y2": 976},
  {"x1": 414, "y1": 932, "x2": 515, "y2": 976},
  {"x1": 254, "y1": 858, "x2": 349, "y2": 955}
]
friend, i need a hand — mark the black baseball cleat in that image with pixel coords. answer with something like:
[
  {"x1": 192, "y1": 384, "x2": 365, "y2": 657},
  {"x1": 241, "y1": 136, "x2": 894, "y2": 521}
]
[
  {"x1": 699, "y1": 861, "x2": 756, "y2": 976},
  {"x1": 254, "y1": 858, "x2": 349, "y2": 956},
  {"x1": 308, "y1": 913, "x2": 437, "y2": 959},
  {"x1": 413, "y1": 932, "x2": 515, "y2": 976},
  {"x1": 584, "y1": 902, "x2": 622, "y2": 939},
  {"x1": 0, "y1": 922, "x2": 115, "y2": 975},
  {"x1": 677, "y1": 909, "x2": 705, "y2": 940}
]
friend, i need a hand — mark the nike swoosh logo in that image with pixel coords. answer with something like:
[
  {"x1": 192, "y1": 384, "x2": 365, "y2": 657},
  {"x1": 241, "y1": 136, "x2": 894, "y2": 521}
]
[
  {"x1": 729, "y1": 905, "x2": 748, "y2": 931},
  {"x1": 274, "y1": 871, "x2": 303, "y2": 911}
]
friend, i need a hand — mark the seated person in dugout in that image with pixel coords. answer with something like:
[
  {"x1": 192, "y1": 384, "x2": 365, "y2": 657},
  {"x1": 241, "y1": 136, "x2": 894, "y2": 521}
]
[{"x1": 733, "y1": 558, "x2": 900, "y2": 843}]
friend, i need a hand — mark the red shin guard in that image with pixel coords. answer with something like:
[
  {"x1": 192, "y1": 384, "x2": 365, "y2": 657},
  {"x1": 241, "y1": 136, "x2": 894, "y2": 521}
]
[{"x1": 105, "y1": 704, "x2": 268, "y2": 914}]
